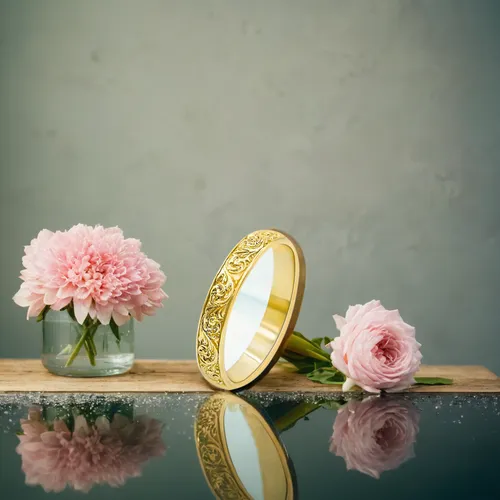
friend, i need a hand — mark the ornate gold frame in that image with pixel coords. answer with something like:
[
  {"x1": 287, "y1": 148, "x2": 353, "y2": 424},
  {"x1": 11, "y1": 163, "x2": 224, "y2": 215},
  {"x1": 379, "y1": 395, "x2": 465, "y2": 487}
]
[{"x1": 196, "y1": 229, "x2": 305, "y2": 390}]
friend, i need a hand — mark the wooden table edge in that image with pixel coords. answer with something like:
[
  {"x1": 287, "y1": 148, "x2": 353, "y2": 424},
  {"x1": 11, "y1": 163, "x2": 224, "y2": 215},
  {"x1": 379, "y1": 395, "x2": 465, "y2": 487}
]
[{"x1": 0, "y1": 360, "x2": 498, "y2": 394}]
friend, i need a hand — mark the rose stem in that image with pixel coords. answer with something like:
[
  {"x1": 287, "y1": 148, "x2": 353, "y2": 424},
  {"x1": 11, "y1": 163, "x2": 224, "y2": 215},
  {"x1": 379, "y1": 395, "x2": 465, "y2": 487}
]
[{"x1": 285, "y1": 333, "x2": 331, "y2": 362}]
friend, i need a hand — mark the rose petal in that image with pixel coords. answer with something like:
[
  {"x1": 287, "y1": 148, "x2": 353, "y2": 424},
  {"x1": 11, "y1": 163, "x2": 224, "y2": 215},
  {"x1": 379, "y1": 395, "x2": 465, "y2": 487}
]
[
  {"x1": 333, "y1": 314, "x2": 347, "y2": 331},
  {"x1": 342, "y1": 377, "x2": 357, "y2": 392}
]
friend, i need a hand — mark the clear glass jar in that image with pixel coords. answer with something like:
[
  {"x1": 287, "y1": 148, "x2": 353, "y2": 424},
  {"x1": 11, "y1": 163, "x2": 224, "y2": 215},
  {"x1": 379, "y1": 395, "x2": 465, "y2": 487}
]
[{"x1": 42, "y1": 310, "x2": 134, "y2": 377}]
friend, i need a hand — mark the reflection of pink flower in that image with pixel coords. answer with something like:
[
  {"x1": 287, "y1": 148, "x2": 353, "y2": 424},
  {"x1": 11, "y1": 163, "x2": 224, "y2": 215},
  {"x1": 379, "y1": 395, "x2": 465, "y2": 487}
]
[
  {"x1": 13, "y1": 224, "x2": 167, "y2": 325},
  {"x1": 330, "y1": 300, "x2": 422, "y2": 393},
  {"x1": 330, "y1": 397, "x2": 419, "y2": 479},
  {"x1": 16, "y1": 408, "x2": 165, "y2": 493}
]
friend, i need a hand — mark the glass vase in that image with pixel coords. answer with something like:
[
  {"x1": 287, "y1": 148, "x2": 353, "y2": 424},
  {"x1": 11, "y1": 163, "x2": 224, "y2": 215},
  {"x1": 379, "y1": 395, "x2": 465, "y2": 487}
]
[{"x1": 42, "y1": 310, "x2": 134, "y2": 377}]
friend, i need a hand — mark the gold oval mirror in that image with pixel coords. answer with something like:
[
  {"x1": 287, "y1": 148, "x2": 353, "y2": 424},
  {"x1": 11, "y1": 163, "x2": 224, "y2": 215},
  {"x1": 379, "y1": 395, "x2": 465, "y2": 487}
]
[
  {"x1": 194, "y1": 393, "x2": 297, "y2": 500},
  {"x1": 196, "y1": 229, "x2": 306, "y2": 390}
]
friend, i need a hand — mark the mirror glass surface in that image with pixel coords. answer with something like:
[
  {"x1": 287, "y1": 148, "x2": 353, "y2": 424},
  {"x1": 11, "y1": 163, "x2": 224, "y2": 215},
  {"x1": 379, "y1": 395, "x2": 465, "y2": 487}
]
[
  {"x1": 1, "y1": 393, "x2": 499, "y2": 499},
  {"x1": 224, "y1": 248, "x2": 274, "y2": 370},
  {"x1": 224, "y1": 403, "x2": 265, "y2": 500}
]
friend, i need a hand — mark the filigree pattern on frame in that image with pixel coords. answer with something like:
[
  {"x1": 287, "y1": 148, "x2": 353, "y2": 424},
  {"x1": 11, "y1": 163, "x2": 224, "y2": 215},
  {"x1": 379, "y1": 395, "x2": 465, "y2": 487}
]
[
  {"x1": 226, "y1": 230, "x2": 280, "y2": 274},
  {"x1": 196, "y1": 230, "x2": 281, "y2": 386},
  {"x1": 195, "y1": 397, "x2": 250, "y2": 499}
]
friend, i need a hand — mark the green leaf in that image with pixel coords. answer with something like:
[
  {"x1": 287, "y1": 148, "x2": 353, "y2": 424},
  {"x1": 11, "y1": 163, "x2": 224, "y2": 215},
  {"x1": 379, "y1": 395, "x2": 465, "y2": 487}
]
[
  {"x1": 311, "y1": 336, "x2": 334, "y2": 348},
  {"x1": 281, "y1": 354, "x2": 331, "y2": 374},
  {"x1": 414, "y1": 377, "x2": 453, "y2": 385},
  {"x1": 295, "y1": 332, "x2": 332, "y2": 349},
  {"x1": 65, "y1": 304, "x2": 78, "y2": 323},
  {"x1": 36, "y1": 305, "x2": 51, "y2": 322},
  {"x1": 109, "y1": 318, "x2": 120, "y2": 344},
  {"x1": 307, "y1": 367, "x2": 346, "y2": 385},
  {"x1": 292, "y1": 331, "x2": 309, "y2": 342}
]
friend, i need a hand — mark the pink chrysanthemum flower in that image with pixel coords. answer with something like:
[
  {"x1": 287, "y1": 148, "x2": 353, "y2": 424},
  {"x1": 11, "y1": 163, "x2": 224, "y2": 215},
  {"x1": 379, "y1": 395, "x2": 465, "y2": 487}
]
[
  {"x1": 13, "y1": 224, "x2": 167, "y2": 325},
  {"x1": 16, "y1": 407, "x2": 166, "y2": 493}
]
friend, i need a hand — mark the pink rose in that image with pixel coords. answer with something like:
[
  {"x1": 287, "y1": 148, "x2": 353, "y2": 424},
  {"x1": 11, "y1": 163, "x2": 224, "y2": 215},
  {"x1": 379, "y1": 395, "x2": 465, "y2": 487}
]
[
  {"x1": 330, "y1": 397, "x2": 419, "y2": 479},
  {"x1": 329, "y1": 300, "x2": 422, "y2": 393}
]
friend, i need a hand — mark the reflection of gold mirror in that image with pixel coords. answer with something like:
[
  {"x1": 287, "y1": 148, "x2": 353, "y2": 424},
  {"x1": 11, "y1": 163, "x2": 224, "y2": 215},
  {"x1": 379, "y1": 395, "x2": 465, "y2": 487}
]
[
  {"x1": 196, "y1": 229, "x2": 305, "y2": 390},
  {"x1": 195, "y1": 393, "x2": 297, "y2": 500}
]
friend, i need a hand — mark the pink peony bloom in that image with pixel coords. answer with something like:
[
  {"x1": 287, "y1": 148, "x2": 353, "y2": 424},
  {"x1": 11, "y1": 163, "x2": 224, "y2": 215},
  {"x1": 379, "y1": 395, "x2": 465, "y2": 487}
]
[
  {"x1": 13, "y1": 224, "x2": 167, "y2": 325},
  {"x1": 16, "y1": 407, "x2": 166, "y2": 493},
  {"x1": 329, "y1": 300, "x2": 422, "y2": 393},
  {"x1": 330, "y1": 397, "x2": 419, "y2": 479}
]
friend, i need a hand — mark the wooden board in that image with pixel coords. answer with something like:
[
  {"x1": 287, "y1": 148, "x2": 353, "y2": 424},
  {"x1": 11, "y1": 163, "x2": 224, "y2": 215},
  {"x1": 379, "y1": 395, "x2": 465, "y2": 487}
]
[{"x1": 0, "y1": 360, "x2": 498, "y2": 393}]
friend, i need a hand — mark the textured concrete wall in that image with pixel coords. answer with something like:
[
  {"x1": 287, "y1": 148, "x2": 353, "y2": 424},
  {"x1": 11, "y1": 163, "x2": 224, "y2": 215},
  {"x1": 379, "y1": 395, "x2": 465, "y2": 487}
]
[{"x1": 1, "y1": 0, "x2": 499, "y2": 371}]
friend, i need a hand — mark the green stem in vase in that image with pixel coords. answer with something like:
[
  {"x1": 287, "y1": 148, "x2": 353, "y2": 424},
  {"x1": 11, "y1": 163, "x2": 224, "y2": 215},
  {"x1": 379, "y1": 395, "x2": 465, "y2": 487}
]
[
  {"x1": 65, "y1": 325, "x2": 92, "y2": 367},
  {"x1": 83, "y1": 339, "x2": 96, "y2": 366},
  {"x1": 88, "y1": 330, "x2": 98, "y2": 357},
  {"x1": 65, "y1": 319, "x2": 101, "y2": 367},
  {"x1": 102, "y1": 329, "x2": 109, "y2": 352},
  {"x1": 88, "y1": 323, "x2": 100, "y2": 360}
]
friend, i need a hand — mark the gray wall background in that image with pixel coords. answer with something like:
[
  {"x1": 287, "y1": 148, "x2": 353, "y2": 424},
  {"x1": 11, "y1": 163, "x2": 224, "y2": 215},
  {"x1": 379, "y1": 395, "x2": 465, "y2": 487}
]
[{"x1": 1, "y1": 0, "x2": 499, "y2": 372}]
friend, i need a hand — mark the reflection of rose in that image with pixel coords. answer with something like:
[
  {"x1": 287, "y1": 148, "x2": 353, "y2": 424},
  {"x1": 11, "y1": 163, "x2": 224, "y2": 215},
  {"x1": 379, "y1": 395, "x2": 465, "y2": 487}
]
[
  {"x1": 16, "y1": 407, "x2": 165, "y2": 492},
  {"x1": 330, "y1": 397, "x2": 419, "y2": 479}
]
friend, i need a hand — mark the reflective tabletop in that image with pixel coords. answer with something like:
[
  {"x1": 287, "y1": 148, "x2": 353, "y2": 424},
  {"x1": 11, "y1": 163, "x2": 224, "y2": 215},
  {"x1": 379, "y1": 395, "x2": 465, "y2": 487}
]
[{"x1": 0, "y1": 392, "x2": 499, "y2": 499}]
